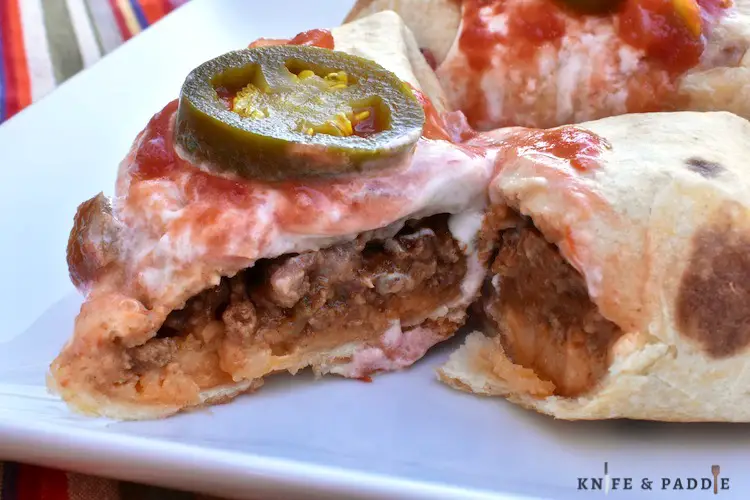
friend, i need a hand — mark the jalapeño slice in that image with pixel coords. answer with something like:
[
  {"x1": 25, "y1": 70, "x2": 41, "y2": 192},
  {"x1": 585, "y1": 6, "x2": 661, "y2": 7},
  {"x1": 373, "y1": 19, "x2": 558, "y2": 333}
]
[{"x1": 175, "y1": 45, "x2": 425, "y2": 181}]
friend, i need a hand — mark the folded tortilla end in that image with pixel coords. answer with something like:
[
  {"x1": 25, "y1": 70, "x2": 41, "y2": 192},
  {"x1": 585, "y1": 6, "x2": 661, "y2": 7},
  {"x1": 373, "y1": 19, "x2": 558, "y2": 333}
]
[{"x1": 439, "y1": 111, "x2": 750, "y2": 423}]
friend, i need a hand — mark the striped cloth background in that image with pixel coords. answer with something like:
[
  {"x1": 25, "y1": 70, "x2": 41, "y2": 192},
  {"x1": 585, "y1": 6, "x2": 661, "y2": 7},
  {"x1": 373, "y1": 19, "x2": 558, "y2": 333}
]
[
  {"x1": 0, "y1": 462, "x2": 227, "y2": 500},
  {"x1": 0, "y1": 0, "x2": 188, "y2": 123},
  {"x1": 0, "y1": 4, "x2": 248, "y2": 499}
]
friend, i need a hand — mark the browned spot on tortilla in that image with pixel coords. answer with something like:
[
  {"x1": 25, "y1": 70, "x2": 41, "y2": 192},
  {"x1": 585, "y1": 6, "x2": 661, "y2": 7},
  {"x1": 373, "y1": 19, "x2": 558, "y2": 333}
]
[
  {"x1": 676, "y1": 204, "x2": 750, "y2": 358},
  {"x1": 685, "y1": 157, "x2": 723, "y2": 178}
]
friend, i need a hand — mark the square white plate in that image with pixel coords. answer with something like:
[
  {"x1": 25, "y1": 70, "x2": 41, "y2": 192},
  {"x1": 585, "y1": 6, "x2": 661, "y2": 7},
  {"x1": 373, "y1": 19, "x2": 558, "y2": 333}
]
[{"x1": 0, "y1": 1, "x2": 748, "y2": 498}]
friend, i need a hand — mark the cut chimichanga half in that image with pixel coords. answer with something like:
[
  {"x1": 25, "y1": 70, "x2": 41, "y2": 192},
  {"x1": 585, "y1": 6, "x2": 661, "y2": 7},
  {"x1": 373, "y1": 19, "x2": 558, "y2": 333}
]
[
  {"x1": 439, "y1": 111, "x2": 750, "y2": 422},
  {"x1": 50, "y1": 12, "x2": 496, "y2": 420},
  {"x1": 346, "y1": 0, "x2": 750, "y2": 130}
]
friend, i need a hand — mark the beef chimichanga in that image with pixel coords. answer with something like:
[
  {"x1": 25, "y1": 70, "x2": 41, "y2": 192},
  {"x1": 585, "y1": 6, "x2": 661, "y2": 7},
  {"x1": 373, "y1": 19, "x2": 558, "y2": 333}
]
[
  {"x1": 439, "y1": 111, "x2": 750, "y2": 422},
  {"x1": 346, "y1": 0, "x2": 750, "y2": 130},
  {"x1": 50, "y1": 12, "x2": 496, "y2": 420}
]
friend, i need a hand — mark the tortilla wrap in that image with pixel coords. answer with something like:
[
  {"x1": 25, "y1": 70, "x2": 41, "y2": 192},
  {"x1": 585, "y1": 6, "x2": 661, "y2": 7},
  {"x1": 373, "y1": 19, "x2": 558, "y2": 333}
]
[
  {"x1": 49, "y1": 12, "x2": 495, "y2": 420},
  {"x1": 345, "y1": 0, "x2": 750, "y2": 130},
  {"x1": 438, "y1": 111, "x2": 750, "y2": 422},
  {"x1": 344, "y1": 0, "x2": 461, "y2": 64},
  {"x1": 334, "y1": 10, "x2": 451, "y2": 114}
]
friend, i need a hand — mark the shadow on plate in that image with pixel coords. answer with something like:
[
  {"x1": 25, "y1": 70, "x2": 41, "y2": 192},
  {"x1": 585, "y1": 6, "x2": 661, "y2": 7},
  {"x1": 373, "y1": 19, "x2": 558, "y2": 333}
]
[{"x1": 0, "y1": 292, "x2": 81, "y2": 385}]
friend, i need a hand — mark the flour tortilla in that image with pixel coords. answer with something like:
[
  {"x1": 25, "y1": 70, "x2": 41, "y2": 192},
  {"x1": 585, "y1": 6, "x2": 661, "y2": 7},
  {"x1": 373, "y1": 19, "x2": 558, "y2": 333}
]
[
  {"x1": 333, "y1": 10, "x2": 451, "y2": 114},
  {"x1": 49, "y1": 11, "x2": 490, "y2": 420},
  {"x1": 438, "y1": 111, "x2": 750, "y2": 422},
  {"x1": 345, "y1": 0, "x2": 750, "y2": 128},
  {"x1": 344, "y1": 0, "x2": 461, "y2": 64}
]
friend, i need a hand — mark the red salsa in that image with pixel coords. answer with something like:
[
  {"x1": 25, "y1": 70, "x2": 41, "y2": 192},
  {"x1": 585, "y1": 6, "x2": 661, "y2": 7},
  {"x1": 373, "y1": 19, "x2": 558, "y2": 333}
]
[
  {"x1": 131, "y1": 100, "x2": 254, "y2": 206},
  {"x1": 459, "y1": 1, "x2": 504, "y2": 72},
  {"x1": 248, "y1": 28, "x2": 335, "y2": 50},
  {"x1": 507, "y1": 1, "x2": 566, "y2": 45},
  {"x1": 616, "y1": 0, "x2": 723, "y2": 73},
  {"x1": 409, "y1": 85, "x2": 477, "y2": 143},
  {"x1": 508, "y1": 126, "x2": 611, "y2": 172},
  {"x1": 459, "y1": 0, "x2": 566, "y2": 72},
  {"x1": 132, "y1": 100, "x2": 179, "y2": 181},
  {"x1": 460, "y1": 0, "x2": 730, "y2": 75}
]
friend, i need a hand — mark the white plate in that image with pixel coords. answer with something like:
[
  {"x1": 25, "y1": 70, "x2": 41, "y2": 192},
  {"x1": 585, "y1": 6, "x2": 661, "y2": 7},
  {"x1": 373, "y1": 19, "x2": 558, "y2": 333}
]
[{"x1": 0, "y1": 1, "x2": 748, "y2": 498}]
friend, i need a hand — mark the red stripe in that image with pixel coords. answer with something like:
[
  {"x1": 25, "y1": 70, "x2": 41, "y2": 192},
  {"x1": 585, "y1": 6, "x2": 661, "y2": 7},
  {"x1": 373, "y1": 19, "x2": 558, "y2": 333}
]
[
  {"x1": 41, "y1": 469, "x2": 68, "y2": 500},
  {"x1": 16, "y1": 464, "x2": 41, "y2": 500},
  {"x1": 16, "y1": 465, "x2": 69, "y2": 500},
  {"x1": 161, "y1": 0, "x2": 177, "y2": 17},
  {"x1": 140, "y1": 0, "x2": 168, "y2": 25},
  {"x1": 108, "y1": 0, "x2": 132, "y2": 41},
  {"x1": 1, "y1": 0, "x2": 31, "y2": 119}
]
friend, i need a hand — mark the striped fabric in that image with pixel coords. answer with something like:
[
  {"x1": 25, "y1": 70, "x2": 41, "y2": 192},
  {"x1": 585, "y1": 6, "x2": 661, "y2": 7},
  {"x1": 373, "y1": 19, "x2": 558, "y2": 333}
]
[
  {"x1": 0, "y1": 1, "x2": 274, "y2": 497},
  {"x1": 0, "y1": 462, "x2": 230, "y2": 500},
  {"x1": 1, "y1": 2, "x2": 234, "y2": 494},
  {"x1": 0, "y1": 0, "x2": 188, "y2": 123}
]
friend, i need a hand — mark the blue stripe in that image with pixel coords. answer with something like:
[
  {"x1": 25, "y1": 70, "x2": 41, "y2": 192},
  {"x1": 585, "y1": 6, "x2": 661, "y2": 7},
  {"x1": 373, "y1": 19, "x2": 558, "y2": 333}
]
[
  {"x1": 128, "y1": 0, "x2": 149, "y2": 30},
  {"x1": 0, "y1": 6, "x2": 6, "y2": 123},
  {"x1": 2, "y1": 461, "x2": 19, "y2": 500}
]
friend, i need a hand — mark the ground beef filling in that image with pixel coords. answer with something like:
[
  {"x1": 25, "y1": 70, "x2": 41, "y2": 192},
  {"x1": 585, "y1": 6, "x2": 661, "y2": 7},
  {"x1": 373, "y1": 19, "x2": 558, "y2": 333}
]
[
  {"x1": 485, "y1": 223, "x2": 624, "y2": 398},
  {"x1": 126, "y1": 215, "x2": 467, "y2": 389}
]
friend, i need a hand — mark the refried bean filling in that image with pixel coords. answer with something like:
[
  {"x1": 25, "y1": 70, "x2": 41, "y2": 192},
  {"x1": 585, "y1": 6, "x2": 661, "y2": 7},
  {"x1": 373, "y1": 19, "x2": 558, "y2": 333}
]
[
  {"x1": 485, "y1": 220, "x2": 624, "y2": 398},
  {"x1": 126, "y1": 214, "x2": 467, "y2": 389}
]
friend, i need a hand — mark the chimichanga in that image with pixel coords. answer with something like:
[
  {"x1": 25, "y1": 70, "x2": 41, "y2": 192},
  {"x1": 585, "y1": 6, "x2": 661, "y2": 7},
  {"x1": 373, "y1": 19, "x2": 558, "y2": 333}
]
[
  {"x1": 439, "y1": 111, "x2": 750, "y2": 422},
  {"x1": 346, "y1": 0, "x2": 750, "y2": 130},
  {"x1": 50, "y1": 12, "x2": 496, "y2": 420}
]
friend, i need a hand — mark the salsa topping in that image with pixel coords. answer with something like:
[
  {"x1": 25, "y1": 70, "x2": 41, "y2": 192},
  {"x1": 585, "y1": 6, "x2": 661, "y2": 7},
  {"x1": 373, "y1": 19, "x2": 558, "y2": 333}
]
[
  {"x1": 451, "y1": 0, "x2": 731, "y2": 129},
  {"x1": 508, "y1": 126, "x2": 611, "y2": 172},
  {"x1": 248, "y1": 28, "x2": 335, "y2": 50},
  {"x1": 410, "y1": 85, "x2": 477, "y2": 143},
  {"x1": 460, "y1": 0, "x2": 730, "y2": 74},
  {"x1": 617, "y1": 0, "x2": 731, "y2": 73}
]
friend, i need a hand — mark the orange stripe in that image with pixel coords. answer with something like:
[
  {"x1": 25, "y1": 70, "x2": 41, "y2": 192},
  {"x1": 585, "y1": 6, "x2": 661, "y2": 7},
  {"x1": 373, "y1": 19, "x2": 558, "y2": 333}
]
[
  {"x1": 140, "y1": 0, "x2": 168, "y2": 25},
  {"x1": 4, "y1": 0, "x2": 30, "y2": 117}
]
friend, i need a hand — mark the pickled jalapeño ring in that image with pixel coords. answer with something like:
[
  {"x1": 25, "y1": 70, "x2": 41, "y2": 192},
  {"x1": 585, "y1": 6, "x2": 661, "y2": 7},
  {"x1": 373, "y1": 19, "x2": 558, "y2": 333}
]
[{"x1": 175, "y1": 45, "x2": 426, "y2": 181}]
